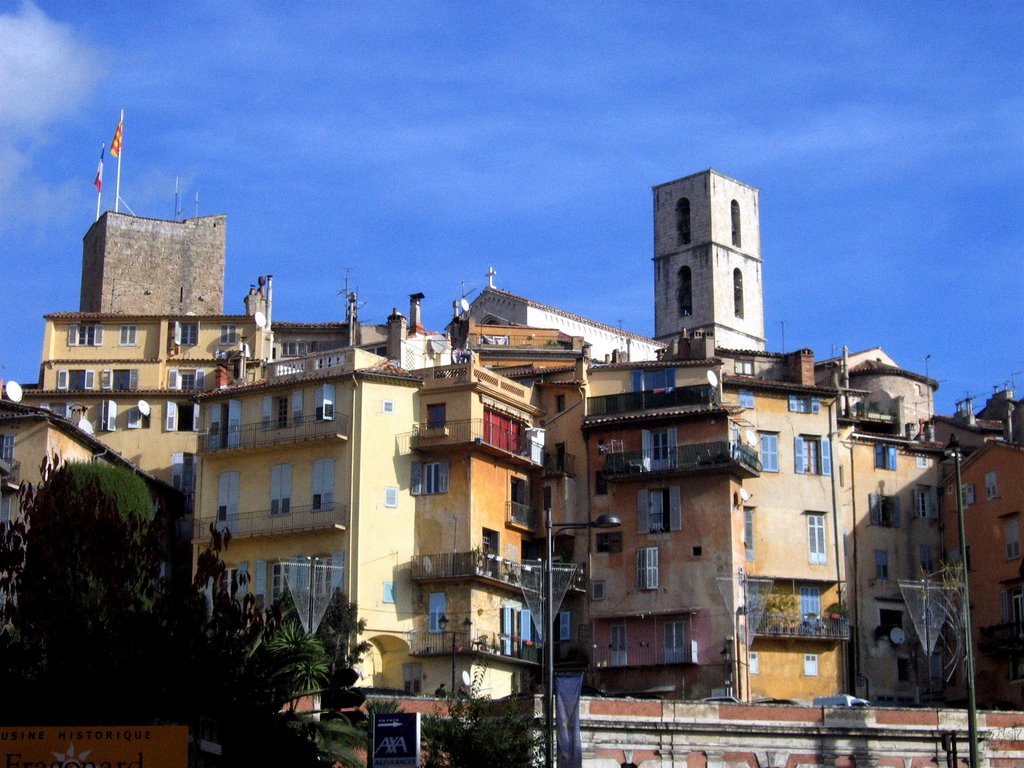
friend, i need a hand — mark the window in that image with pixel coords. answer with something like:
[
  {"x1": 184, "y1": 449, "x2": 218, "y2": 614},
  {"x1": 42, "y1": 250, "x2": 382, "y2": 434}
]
[
  {"x1": 735, "y1": 359, "x2": 754, "y2": 375},
  {"x1": 315, "y1": 383, "x2": 335, "y2": 421},
  {"x1": 412, "y1": 460, "x2": 449, "y2": 495},
  {"x1": 642, "y1": 428, "x2": 676, "y2": 471},
  {"x1": 595, "y1": 471, "x2": 608, "y2": 495},
  {"x1": 592, "y1": 580, "x2": 605, "y2": 600},
  {"x1": 874, "y1": 444, "x2": 898, "y2": 470},
  {"x1": 637, "y1": 547, "x2": 659, "y2": 590},
  {"x1": 382, "y1": 582, "x2": 396, "y2": 604},
  {"x1": 962, "y1": 484, "x2": 976, "y2": 505},
  {"x1": 678, "y1": 266, "x2": 693, "y2": 317},
  {"x1": 1, "y1": 434, "x2": 14, "y2": 463},
  {"x1": 676, "y1": 197, "x2": 691, "y2": 245},
  {"x1": 874, "y1": 549, "x2": 890, "y2": 580},
  {"x1": 555, "y1": 394, "x2": 566, "y2": 413},
  {"x1": 738, "y1": 390, "x2": 755, "y2": 408},
  {"x1": 178, "y1": 322, "x2": 199, "y2": 346},
  {"x1": 596, "y1": 531, "x2": 622, "y2": 553},
  {"x1": 559, "y1": 611, "x2": 572, "y2": 642},
  {"x1": 637, "y1": 487, "x2": 681, "y2": 534},
  {"x1": 427, "y1": 403, "x2": 446, "y2": 428},
  {"x1": 484, "y1": 409, "x2": 522, "y2": 453},
  {"x1": 119, "y1": 325, "x2": 137, "y2": 345},
  {"x1": 108, "y1": 369, "x2": 139, "y2": 391},
  {"x1": 919, "y1": 544, "x2": 934, "y2": 574},
  {"x1": 800, "y1": 586, "x2": 821, "y2": 618},
  {"x1": 807, "y1": 514, "x2": 826, "y2": 565},
  {"x1": 665, "y1": 621, "x2": 687, "y2": 663},
  {"x1": 168, "y1": 368, "x2": 205, "y2": 391},
  {"x1": 731, "y1": 199, "x2": 741, "y2": 247},
  {"x1": 788, "y1": 395, "x2": 821, "y2": 413},
  {"x1": 126, "y1": 406, "x2": 145, "y2": 429},
  {"x1": 172, "y1": 452, "x2": 195, "y2": 494},
  {"x1": 744, "y1": 507, "x2": 755, "y2": 561},
  {"x1": 69, "y1": 323, "x2": 103, "y2": 346},
  {"x1": 270, "y1": 464, "x2": 292, "y2": 516},
  {"x1": 65, "y1": 369, "x2": 95, "y2": 391},
  {"x1": 428, "y1": 592, "x2": 446, "y2": 632},
  {"x1": 914, "y1": 486, "x2": 937, "y2": 518},
  {"x1": 384, "y1": 486, "x2": 399, "y2": 508},
  {"x1": 217, "y1": 471, "x2": 240, "y2": 529},
  {"x1": 749, "y1": 652, "x2": 759, "y2": 675},
  {"x1": 312, "y1": 458, "x2": 335, "y2": 511},
  {"x1": 897, "y1": 657, "x2": 911, "y2": 682},
  {"x1": 631, "y1": 367, "x2": 676, "y2": 393},
  {"x1": 282, "y1": 341, "x2": 310, "y2": 357},
  {"x1": 795, "y1": 435, "x2": 831, "y2": 475},
  {"x1": 100, "y1": 400, "x2": 117, "y2": 431},
  {"x1": 1006, "y1": 518, "x2": 1021, "y2": 560},
  {"x1": 760, "y1": 432, "x2": 779, "y2": 472},
  {"x1": 403, "y1": 663, "x2": 422, "y2": 694},
  {"x1": 916, "y1": 455, "x2": 931, "y2": 469},
  {"x1": 0, "y1": 494, "x2": 12, "y2": 524},
  {"x1": 611, "y1": 624, "x2": 628, "y2": 666},
  {"x1": 879, "y1": 609, "x2": 903, "y2": 629},
  {"x1": 803, "y1": 653, "x2": 818, "y2": 676},
  {"x1": 382, "y1": 399, "x2": 396, "y2": 414},
  {"x1": 219, "y1": 324, "x2": 237, "y2": 345},
  {"x1": 733, "y1": 269, "x2": 744, "y2": 319},
  {"x1": 869, "y1": 493, "x2": 902, "y2": 527},
  {"x1": 986, "y1": 470, "x2": 999, "y2": 500},
  {"x1": 165, "y1": 401, "x2": 200, "y2": 432}
]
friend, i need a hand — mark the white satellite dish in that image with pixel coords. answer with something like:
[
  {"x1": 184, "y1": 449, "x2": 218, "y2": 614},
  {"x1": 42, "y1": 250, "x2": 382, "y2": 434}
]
[
  {"x1": 461, "y1": 670, "x2": 472, "y2": 687},
  {"x1": 254, "y1": 311, "x2": 267, "y2": 329},
  {"x1": 137, "y1": 399, "x2": 151, "y2": 417},
  {"x1": 77, "y1": 417, "x2": 94, "y2": 435},
  {"x1": 459, "y1": 298, "x2": 470, "y2": 314},
  {"x1": 739, "y1": 488, "x2": 751, "y2": 502},
  {"x1": 889, "y1": 627, "x2": 906, "y2": 646},
  {"x1": 4, "y1": 380, "x2": 23, "y2": 403},
  {"x1": 706, "y1": 370, "x2": 719, "y2": 388},
  {"x1": 745, "y1": 429, "x2": 757, "y2": 446}
]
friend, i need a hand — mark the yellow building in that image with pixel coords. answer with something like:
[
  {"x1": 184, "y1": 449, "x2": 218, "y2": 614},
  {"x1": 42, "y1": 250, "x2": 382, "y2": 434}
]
[{"x1": 192, "y1": 347, "x2": 421, "y2": 687}]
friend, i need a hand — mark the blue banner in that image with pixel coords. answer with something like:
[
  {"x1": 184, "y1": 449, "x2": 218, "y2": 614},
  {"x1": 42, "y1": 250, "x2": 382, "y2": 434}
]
[{"x1": 555, "y1": 672, "x2": 583, "y2": 768}]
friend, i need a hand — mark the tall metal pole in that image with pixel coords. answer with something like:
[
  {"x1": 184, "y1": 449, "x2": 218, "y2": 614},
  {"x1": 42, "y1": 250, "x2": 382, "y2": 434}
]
[
  {"x1": 545, "y1": 506, "x2": 554, "y2": 768},
  {"x1": 950, "y1": 437, "x2": 979, "y2": 768},
  {"x1": 450, "y1": 628, "x2": 457, "y2": 691}
]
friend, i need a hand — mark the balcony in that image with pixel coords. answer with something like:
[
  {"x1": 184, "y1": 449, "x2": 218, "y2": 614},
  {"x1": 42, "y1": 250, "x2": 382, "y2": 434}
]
[
  {"x1": 980, "y1": 621, "x2": 1024, "y2": 653},
  {"x1": 543, "y1": 451, "x2": 576, "y2": 478},
  {"x1": 506, "y1": 500, "x2": 539, "y2": 530},
  {"x1": 193, "y1": 502, "x2": 349, "y2": 541},
  {"x1": 467, "y1": 331, "x2": 574, "y2": 351},
  {"x1": 587, "y1": 384, "x2": 714, "y2": 417},
  {"x1": 604, "y1": 440, "x2": 761, "y2": 480},
  {"x1": 408, "y1": 418, "x2": 542, "y2": 465},
  {"x1": 410, "y1": 552, "x2": 587, "y2": 593},
  {"x1": 408, "y1": 629, "x2": 541, "y2": 666},
  {"x1": 755, "y1": 612, "x2": 849, "y2": 640},
  {"x1": 592, "y1": 643, "x2": 694, "y2": 668},
  {"x1": 198, "y1": 415, "x2": 350, "y2": 454}
]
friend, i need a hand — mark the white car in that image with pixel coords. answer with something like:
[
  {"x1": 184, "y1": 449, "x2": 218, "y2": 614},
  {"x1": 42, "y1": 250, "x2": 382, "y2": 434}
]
[{"x1": 813, "y1": 694, "x2": 870, "y2": 707}]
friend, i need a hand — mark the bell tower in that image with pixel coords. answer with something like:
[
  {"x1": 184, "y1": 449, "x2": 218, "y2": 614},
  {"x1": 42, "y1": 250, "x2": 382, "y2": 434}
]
[{"x1": 652, "y1": 169, "x2": 765, "y2": 351}]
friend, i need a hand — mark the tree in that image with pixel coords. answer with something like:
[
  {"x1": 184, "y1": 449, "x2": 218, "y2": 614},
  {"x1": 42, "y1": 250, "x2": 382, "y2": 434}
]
[{"x1": 422, "y1": 672, "x2": 541, "y2": 768}]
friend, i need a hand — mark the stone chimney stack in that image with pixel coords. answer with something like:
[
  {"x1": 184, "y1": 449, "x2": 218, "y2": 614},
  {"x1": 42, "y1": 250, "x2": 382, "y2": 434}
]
[
  {"x1": 787, "y1": 348, "x2": 816, "y2": 386},
  {"x1": 409, "y1": 292, "x2": 426, "y2": 335},
  {"x1": 387, "y1": 309, "x2": 407, "y2": 362}
]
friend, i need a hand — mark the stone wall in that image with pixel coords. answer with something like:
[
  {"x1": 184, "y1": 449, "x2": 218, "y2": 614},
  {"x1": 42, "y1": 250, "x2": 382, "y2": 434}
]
[{"x1": 80, "y1": 212, "x2": 226, "y2": 315}]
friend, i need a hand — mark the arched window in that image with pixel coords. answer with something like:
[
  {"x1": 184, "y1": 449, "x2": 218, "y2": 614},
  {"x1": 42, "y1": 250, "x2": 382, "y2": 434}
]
[
  {"x1": 731, "y1": 200, "x2": 742, "y2": 247},
  {"x1": 733, "y1": 269, "x2": 744, "y2": 319},
  {"x1": 676, "y1": 198, "x2": 691, "y2": 245},
  {"x1": 678, "y1": 266, "x2": 692, "y2": 317}
]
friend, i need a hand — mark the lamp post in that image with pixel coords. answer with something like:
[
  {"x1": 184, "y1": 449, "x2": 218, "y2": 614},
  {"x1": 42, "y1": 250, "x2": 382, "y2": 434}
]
[
  {"x1": 946, "y1": 436, "x2": 978, "y2": 768},
  {"x1": 544, "y1": 509, "x2": 621, "y2": 768},
  {"x1": 438, "y1": 614, "x2": 471, "y2": 692}
]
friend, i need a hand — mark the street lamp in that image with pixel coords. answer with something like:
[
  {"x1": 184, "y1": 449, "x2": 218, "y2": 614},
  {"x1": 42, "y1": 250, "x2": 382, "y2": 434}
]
[
  {"x1": 438, "y1": 614, "x2": 471, "y2": 692},
  {"x1": 945, "y1": 435, "x2": 978, "y2": 768},
  {"x1": 544, "y1": 509, "x2": 621, "y2": 768}
]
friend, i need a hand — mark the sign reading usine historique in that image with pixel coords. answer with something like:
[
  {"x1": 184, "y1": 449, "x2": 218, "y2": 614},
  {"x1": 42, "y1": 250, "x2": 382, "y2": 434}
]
[{"x1": 0, "y1": 727, "x2": 188, "y2": 768}]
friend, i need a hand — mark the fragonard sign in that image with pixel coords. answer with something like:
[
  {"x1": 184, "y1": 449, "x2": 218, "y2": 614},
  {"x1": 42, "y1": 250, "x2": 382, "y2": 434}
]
[
  {"x1": 369, "y1": 712, "x2": 420, "y2": 768},
  {"x1": 0, "y1": 726, "x2": 187, "y2": 768}
]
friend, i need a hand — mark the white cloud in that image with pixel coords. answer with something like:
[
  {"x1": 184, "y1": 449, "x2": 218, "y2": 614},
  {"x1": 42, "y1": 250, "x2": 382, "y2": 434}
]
[{"x1": 0, "y1": 2, "x2": 104, "y2": 132}]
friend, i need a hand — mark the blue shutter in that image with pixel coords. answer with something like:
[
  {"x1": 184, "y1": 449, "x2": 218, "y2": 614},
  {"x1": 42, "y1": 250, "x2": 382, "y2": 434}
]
[
  {"x1": 411, "y1": 462, "x2": 422, "y2": 495},
  {"x1": 637, "y1": 490, "x2": 649, "y2": 534},
  {"x1": 665, "y1": 368, "x2": 676, "y2": 390},
  {"x1": 869, "y1": 493, "x2": 880, "y2": 525},
  {"x1": 631, "y1": 370, "x2": 643, "y2": 392},
  {"x1": 794, "y1": 436, "x2": 806, "y2": 474},
  {"x1": 891, "y1": 496, "x2": 901, "y2": 527},
  {"x1": 821, "y1": 437, "x2": 832, "y2": 476},
  {"x1": 521, "y1": 608, "x2": 533, "y2": 642},
  {"x1": 888, "y1": 445, "x2": 898, "y2": 470},
  {"x1": 789, "y1": 395, "x2": 799, "y2": 412},
  {"x1": 811, "y1": 397, "x2": 820, "y2": 413}
]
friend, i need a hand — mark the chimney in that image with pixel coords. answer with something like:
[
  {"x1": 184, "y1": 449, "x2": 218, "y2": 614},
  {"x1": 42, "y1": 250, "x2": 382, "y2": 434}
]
[
  {"x1": 215, "y1": 362, "x2": 233, "y2": 389},
  {"x1": 409, "y1": 292, "x2": 426, "y2": 335},
  {"x1": 387, "y1": 308, "x2": 407, "y2": 362},
  {"x1": 787, "y1": 348, "x2": 816, "y2": 386}
]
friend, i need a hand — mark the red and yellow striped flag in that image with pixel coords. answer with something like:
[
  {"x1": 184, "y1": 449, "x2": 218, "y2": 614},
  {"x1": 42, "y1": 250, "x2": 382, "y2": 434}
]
[{"x1": 110, "y1": 116, "x2": 123, "y2": 157}]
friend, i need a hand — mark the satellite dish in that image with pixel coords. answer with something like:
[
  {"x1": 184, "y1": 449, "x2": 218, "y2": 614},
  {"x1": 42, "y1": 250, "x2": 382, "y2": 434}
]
[
  {"x1": 459, "y1": 298, "x2": 470, "y2": 314},
  {"x1": 462, "y1": 670, "x2": 472, "y2": 687},
  {"x1": 137, "y1": 400, "x2": 151, "y2": 417},
  {"x1": 889, "y1": 627, "x2": 906, "y2": 646},
  {"x1": 706, "y1": 370, "x2": 719, "y2": 388},
  {"x1": 254, "y1": 311, "x2": 267, "y2": 329},
  {"x1": 739, "y1": 488, "x2": 751, "y2": 502},
  {"x1": 4, "y1": 380, "x2": 23, "y2": 402},
  {"x1": 745, "y1": 429, "x2": 757, "y2": 446},
  {"x1": 77, "y1": 417, "x2": 94, "y2": 435}
]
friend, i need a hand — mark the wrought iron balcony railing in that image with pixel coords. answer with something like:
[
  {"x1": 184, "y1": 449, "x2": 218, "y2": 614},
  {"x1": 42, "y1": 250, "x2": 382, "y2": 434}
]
[
  {"x1": 198, "y1": 414, "x2": 350, "y2": 453},
  {"x1": 409, "y1": 418, "x2": 542, "y2": 463},
  {"x1": 587, "y1": 384, "x2": 715, "y2": 417},
  {"x1": 592, "y1": 642, "x2": 694, "y2": 668},
  {"x1": 604, "y1": 440, "x2": 761, "y2": 478},
  {"x1": 755, "y1": 612, "x2": 849, "y2": 639},
  {"x1": 506, "y1": 500, "x2": 539, "y2": 529},
  {"x1": 193, "y1": 502, "x2": 350, "y2": 541},
  {"x1": 408, "y1": 629, "x2": 541, "y2": 665},
  {"x1": 543, "y1": 451, "x2": 576, "y2": 477},
  {"x1": 980, "y1": 621, "x2": 1024, "y2": 652},
  {"x1": 410, "y1": 551, "x2": 587, "y2": 592}
]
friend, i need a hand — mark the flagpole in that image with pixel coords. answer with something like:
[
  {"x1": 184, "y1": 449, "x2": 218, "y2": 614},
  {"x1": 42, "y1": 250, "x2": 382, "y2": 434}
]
[
  {"x1": 114, "y1": 109, "x2": 123, "y2": 213},
  {"x1": 95, "y1": 142, "x2": 104, "y2": 222}
]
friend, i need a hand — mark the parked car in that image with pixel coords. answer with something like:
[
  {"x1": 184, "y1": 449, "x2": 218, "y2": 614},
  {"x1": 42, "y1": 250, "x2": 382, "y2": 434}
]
[{"x1": 813, "y1": 694, "x2": 870, "y2": 707}]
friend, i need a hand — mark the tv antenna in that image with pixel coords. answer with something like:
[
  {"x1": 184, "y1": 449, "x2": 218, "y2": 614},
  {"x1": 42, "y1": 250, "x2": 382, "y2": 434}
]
[
  {"x1": 194, "y1": 191, "x2": 199, "y2": 218},
  {"x1": 174, "y1": 177, "x2": 183, "y2": 219}
]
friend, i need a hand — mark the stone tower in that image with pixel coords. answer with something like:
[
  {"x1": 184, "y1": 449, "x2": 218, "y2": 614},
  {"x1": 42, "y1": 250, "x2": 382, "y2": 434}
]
[
  {"x1": 80, "y1": 212, "x2": 227, "y2": 314},
  {"x1": 652, "y1": 169, "x2": 765, "y2": 351}
]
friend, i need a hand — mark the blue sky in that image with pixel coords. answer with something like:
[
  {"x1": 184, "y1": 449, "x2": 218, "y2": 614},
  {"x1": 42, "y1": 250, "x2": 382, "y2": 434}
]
[{"x1": 1, "y1": 1, "x2": 1021, "y2": 414}]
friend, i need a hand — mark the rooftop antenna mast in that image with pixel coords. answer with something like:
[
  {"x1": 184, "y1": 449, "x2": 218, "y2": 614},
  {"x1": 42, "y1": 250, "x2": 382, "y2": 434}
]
[
  {"x1": 174, "y1": 177, "x2": 183, "y2": 220},
  {"x1": 337, "y1": 268, "x2": 361, "y2": 347},
  {"x1": 194, "y1": 191, "x2": 199, "y2": 218}
]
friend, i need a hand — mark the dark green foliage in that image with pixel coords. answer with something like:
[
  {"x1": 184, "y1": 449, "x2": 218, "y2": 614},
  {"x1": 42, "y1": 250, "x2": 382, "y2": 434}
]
[{"x1": 422, "y1": 673, "x2": 541, "y2": 768}]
